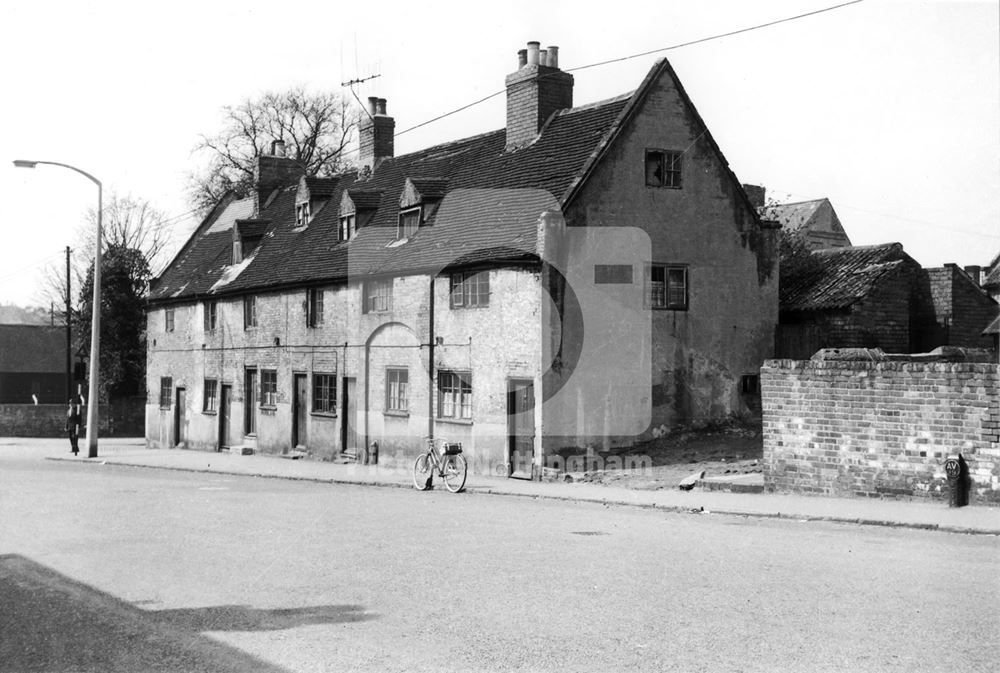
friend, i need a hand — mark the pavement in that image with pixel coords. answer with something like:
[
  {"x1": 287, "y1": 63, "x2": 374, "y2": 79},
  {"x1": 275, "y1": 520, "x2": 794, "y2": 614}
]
[{"x1": 36, "y1": 438, "x2": 1000, "y2": 536}]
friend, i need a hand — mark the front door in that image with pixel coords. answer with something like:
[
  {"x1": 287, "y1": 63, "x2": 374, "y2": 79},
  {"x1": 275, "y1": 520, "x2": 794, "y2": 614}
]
[
  {"x1": 507, "y1": 379, "x2": 535, "y2": 479},
  {"x1": 342, "y1": 377, "x2": 358, "y2": 456},
  {"x1": 218, "y1": 384, "x2": 232, "y2": 450},
  {"x1": 293, "y1": 374, "x2": 308, "y2": 449},
  {"x1": 174, "y1": 387, "x2": 187, "y2": 448}
]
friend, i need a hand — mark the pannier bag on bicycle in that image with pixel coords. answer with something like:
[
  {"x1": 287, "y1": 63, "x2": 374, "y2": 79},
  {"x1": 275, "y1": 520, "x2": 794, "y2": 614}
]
[{"x1": 443, "y1": 442, "x2": 463, "y2": 455}]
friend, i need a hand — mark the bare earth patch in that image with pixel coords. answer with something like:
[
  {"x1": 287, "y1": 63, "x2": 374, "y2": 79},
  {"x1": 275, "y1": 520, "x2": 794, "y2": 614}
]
[{"x1": 554, "y1": 422, "x2": 763, "y2": 490}]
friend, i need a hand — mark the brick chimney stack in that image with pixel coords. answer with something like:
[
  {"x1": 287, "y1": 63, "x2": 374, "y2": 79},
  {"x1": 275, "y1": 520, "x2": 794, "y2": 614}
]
[
  {"x1": 359, "y1": 96, "x2": 395, "y2": 173},
  {"x1": 505, "y1": 41, "x2": 573, "y2": 151},
  {"x1": 255, "y1": 144, "x2": 305, "y2": 214}
]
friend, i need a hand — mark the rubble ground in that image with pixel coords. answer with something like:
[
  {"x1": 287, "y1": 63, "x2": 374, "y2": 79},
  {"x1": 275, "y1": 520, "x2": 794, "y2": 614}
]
[{"x1": 554, "y1": 420, "x2": 763, "y2": 490}]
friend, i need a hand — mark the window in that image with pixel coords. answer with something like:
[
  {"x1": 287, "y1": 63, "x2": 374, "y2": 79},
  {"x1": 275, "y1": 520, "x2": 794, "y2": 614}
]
[
  {"x1": 243, "y1": 295, "x2": 257, "y2": 328},
  {"x1": 645, "y1": 149, "x2": 682, "y2": 189},
  {"x1": 159, "y1": 377, "x2": 172, "y2": 409},
  {"x1": 363, "y1": 278, "x2": 392, "y2": 313},
  {"x1": 397, "y1": 208, "x2": 421, "y2": 240},
  {"x1": 594, "y1": 264, "x2": 633, "y2": 284},
  {"x1": 164, "y1": 308, "x2": 175, "y2": 332},
  {"x1": 645, "y1": 264, "x2": 688, "y2": 310},
  {"x1": 204, "y1": 300, "x2": 217, "y2": 332},
  {"x1": 449, "y1": 270, "x2": 490, "y2": 308},
  {"x1": 307, "y1": 288, "x2": 324, "y2": 327},
  {"x1": 203, "y1": 379, "x2": 218, "y2": 412},
  {"x1": 296, "y1": 202, "x2": 311, "y2": 227},
  {"x1": 260, "y1": 369, "x2": 277, "y2": 407},
  {"x1": 312, "y1": 373, "x2": 337, "y2": 413},
  {"x1": 385, "y1": 368, "x2": 409, "y2": 413},
  {"x1": 438, "y1": 371, "x2": 472, "y2": 420},
  {"x1": 339, "y1": 214, "x2": 356, "y2": 242}
]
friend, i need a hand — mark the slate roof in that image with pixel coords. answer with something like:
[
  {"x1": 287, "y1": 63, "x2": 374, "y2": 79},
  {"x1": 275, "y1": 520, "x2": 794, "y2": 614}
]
[
  {"x1": 984, "y1": 251, "x2": 1000, "y2": 289},
  {"x1": 0, "y1": 325, "x2": 66, "y2": 373},
  {"x1": 781, "y1": 243, "x2": 913, "y2": 312},
  {"x1": 767, "y1": 199, "x2": 825, "y2": 232}
]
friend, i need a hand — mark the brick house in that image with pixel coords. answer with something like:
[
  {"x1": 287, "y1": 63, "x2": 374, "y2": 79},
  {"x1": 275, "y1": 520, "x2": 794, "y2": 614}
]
[
  {"x1": 776, "y1": 243, "x2": 998, "y2": 358},
  {"x1": 146, "y1": 42, "x2": 779, "y2": 477}
]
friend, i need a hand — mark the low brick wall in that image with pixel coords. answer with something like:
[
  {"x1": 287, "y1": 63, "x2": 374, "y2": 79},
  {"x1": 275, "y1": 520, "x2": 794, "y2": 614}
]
[
  {"x1": 0, "y1": 398, "x2": 144, "y2": 438},
  {"x1": 762, "y1": 356, "x2": 1000, "y2": 505}
]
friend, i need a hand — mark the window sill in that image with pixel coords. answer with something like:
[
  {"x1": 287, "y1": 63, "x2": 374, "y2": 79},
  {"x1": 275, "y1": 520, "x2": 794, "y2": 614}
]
[
  {"x1": 202, "y1": 410, "x2": 218, "y2": 415},
  {"x1": 384, "y1": 410, "x2": 410, "y2": 418},
  {"x1": 159, "y1": 405, "x2": 171, "y2": 411},
  {"x1": 437, "y1": 417, "x2": 473, "y2": 426},
  {"x1": 649, "y1": 306, "x2": 688, "y2": 311},
  {"x1": 310, "y1": 411, "x2": 338, "y2": 418}
]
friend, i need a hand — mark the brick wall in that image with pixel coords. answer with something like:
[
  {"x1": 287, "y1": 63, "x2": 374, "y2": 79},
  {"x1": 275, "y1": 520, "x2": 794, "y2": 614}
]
[
  {"x1": 0, "y1": 401, "x2": 140, "y2": 437},
  {"x1": 762, "y1": 357, "x2": 1000, "y2": 505}
]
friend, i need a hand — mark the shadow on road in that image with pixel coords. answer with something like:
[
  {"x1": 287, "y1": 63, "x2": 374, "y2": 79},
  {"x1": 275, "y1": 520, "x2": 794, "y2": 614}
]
[{"x1": 0, "y1": 554, "x2": 376, "y2": 672}]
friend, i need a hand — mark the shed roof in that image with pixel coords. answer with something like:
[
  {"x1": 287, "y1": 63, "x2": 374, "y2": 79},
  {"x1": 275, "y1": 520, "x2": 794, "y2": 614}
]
[{"x1": 0, "y1": 325, "x2": 66, "y2": 373}]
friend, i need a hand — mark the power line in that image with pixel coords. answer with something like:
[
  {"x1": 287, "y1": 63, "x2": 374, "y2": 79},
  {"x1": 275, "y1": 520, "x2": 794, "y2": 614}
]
[
  {"x1": 393, "y1": 0, "x2": 866, "y2": 138},
  {"x1": 0, "y1": 250, "x2": 64, "y2": 284}
]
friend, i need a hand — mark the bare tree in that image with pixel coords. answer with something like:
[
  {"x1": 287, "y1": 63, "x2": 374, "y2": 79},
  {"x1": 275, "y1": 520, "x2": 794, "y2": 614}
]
[
  {"x1": 35, "y1": 192, "x2": 172, "y2": 311},
  {"x1": 187, "y1": 86, "x2": 358, "y2": 211}
]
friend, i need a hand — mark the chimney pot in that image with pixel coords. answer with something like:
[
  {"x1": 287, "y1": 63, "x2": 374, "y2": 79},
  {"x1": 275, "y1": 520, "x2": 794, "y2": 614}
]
[
  {"x1": 547, "y1": 45, "x2": 559, "y2": 69},
  {"x1": 539, "y1": 49, "x2": 548, "y2": 67},
  {"x1": 526, "y1": 41, "x2": 540, "y2": 66},
  {"x1": 376, "y1": 98, "x2": 387, "y2": 115},
  {"x1": 367, "y1": 96, "x2": 378, "y2": 117},
  {"x1": 271, "y1": 139, "x2": 285, "y2": 157},
  {"x1": 517, "y1": 49, "x2": 527, "y2": 68}
]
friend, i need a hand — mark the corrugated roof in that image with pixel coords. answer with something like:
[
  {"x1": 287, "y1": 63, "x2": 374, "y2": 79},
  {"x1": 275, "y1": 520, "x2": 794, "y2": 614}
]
[
  {"x1": 0, "y1": 325, "x2": 66, "y2": 373},
  {"x1": 781, "y1": 242, "x2": 912, "y2": 311}
]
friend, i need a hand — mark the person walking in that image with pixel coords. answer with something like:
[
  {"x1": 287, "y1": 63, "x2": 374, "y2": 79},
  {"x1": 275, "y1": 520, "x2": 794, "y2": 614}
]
[{"x1": 66, "y1": 398, "x2": 82, "y2": 456}]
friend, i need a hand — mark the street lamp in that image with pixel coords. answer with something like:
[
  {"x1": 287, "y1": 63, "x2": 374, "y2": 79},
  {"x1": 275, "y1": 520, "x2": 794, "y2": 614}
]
[{"x1": 14, "y1": 159, "x2": 102, "y2": 458}]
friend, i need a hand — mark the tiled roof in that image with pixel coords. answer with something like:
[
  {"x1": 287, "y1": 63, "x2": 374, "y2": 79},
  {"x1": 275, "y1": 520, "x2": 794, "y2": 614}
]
[
  {"x1": 781, "y1": 243, "x2": 913, "y2": 312},
  {"x1": 984, "y1": 313, "x2": 1000, "y2": 335},
  {"x1": 0, "y1": 325, "x2": 66, "y2": 373},
  {"x1": 151, "y1": 88, "x2": 631, "y2": 302},
  {"x1": 984, "y1": 252, "x2": 1000, "y2": 289}
]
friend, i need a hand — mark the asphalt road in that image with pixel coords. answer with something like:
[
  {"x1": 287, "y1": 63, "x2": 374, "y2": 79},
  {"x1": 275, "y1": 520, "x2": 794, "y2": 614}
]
[{"x1": 1, "y1": 443, "x2": 998, "y2": 672}]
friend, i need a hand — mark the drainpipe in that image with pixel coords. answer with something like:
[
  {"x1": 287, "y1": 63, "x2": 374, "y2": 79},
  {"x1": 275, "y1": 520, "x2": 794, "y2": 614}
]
[
  {"x1": 428, "y1": 275, "x2": 435, "y2": 441},
  {"x1": 363, "y1": 340, "x2": 370, "y2": 464}
]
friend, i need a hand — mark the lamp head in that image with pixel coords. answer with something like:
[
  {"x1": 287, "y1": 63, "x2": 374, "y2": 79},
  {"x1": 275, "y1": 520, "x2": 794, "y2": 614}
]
[{"x1": 13, "y1": 160, "x2": 38, "y2": 169}]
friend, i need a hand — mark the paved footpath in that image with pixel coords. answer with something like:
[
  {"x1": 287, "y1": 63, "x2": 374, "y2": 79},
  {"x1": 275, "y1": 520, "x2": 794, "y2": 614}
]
[{"x1": 35, "y1": 438, "x2": 1000, "y2": 535}]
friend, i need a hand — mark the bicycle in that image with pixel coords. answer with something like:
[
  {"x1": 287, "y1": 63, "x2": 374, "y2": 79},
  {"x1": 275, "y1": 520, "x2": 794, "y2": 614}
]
[{"x1": 413, "y1": 436, "x2": 468, "y2": 493}]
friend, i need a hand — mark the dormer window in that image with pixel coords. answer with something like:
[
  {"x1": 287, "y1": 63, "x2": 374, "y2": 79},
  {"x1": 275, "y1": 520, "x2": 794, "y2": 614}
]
[
  {"x1": 232, "y1": 219, "x2": 268, "y2": 264},
  {"x1": 340, "y1": 188, "x2": 382, "y2": 243},
  {"x1": 395, "y1": 177, "x2": 447, "y2": 241},
  {"x1": 296, "y1": 202, "x2": 311, "y2": 227},
  {"x1": 397, "y1": 207, "x2": 421, "y2": 240}
]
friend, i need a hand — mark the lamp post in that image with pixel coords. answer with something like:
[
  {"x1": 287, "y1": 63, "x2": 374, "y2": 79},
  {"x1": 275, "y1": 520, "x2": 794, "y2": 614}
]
[{"x1": 14, "y1": 159, "x2": 102, "y2": 458}]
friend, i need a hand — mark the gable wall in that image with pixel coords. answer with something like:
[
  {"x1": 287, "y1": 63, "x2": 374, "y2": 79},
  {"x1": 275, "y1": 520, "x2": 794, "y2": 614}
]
[{"x1": 561, "y1": 69, "x2": 778, "y2": 441}]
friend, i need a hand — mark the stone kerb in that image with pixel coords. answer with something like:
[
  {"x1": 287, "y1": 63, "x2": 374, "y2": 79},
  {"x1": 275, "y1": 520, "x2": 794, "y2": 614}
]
[{"x1": 762, "y1": 351, "x2": 999, "y2": 505}]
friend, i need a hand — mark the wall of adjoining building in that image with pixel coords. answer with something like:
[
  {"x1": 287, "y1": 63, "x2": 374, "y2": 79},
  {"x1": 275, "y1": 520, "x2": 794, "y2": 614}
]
[{"x1": 762, "y1": 357, "x2": 1000, "y2": 505}]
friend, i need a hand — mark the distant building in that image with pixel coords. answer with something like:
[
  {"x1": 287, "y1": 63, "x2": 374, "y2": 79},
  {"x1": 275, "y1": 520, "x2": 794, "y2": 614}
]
[{"x1": 0, "y1": 325, "x2": 66, "y2": 403}]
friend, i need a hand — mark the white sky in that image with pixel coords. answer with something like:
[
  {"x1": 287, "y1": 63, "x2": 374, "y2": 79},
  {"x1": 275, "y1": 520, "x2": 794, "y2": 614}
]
[{"x1": 1, "y1": 0, "x2": 997, "y2": 307}]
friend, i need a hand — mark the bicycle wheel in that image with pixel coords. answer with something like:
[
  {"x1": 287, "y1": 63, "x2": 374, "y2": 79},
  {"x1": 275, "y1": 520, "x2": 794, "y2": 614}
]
[
  {"x1": 442, "y1": 454, "x2": 467, "y2": 493},
  {"x1": 413, "y1": 453, "x2": 433, "y2": 491}
]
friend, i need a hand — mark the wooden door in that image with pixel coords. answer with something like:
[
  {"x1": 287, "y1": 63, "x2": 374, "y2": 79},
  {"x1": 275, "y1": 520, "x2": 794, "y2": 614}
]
[
  {"x1": 293, "y1": 374, "x2": 308, "y2": 449},
  {"x1": 174, "y1": 387, "x2": 187, "y2": 448},
  {"x1": 218, "y1": 384, "x2": 232, "y2": 450},
  {"x1": 342, "y1": 377, "x2": 358, "y2": 455},
  {"x1": 507, "y1": 379, "x2": 535, "y2": 479}
]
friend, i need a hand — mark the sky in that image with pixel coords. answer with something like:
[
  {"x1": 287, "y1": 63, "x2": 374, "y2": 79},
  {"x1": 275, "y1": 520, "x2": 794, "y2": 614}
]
[{"x1": 1, "y1": 0, "x2": 997, "y2": 308}]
